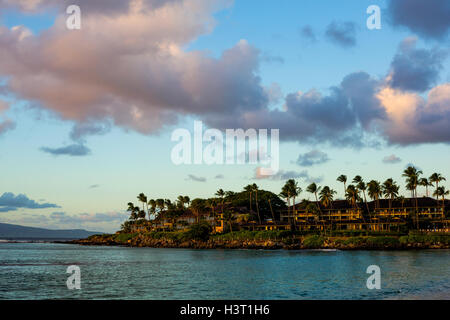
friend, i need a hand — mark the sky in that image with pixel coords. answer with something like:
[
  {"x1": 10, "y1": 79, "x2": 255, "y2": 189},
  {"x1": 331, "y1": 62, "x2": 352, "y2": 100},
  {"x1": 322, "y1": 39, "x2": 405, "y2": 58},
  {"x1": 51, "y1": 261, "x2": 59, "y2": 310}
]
[{"x1": 0, "y1": 0, "x2": 449, "y2": 233}]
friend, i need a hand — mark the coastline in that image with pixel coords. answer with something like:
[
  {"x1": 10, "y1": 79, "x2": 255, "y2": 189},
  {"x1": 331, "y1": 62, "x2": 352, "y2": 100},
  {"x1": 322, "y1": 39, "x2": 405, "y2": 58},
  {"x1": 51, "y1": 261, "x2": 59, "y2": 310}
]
[{"x1": 67, "y1": 233, "x2": 450, "y2": 250}]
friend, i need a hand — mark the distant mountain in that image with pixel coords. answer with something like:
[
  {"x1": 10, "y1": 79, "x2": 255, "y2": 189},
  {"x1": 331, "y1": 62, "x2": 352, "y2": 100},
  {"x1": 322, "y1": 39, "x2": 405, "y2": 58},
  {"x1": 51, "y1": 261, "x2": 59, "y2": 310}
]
[{"x1": 0, "y1": 222, "x2": 101, "y2": 240}]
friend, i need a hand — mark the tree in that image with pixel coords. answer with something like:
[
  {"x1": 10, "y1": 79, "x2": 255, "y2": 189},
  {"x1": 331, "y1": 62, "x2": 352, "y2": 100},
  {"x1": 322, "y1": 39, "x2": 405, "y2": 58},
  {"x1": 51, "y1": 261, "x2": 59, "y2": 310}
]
[
  {"x1": 434, "y1": 186, "x2": 449, "y2": 207},
  {"x1": 429, "y1": 173, "x2": 446, "y2": 201},
  {"x1": 148, "y1": 199, "x2": 156, "y2": 218},
  {"x1": 319, "y1": 186, "x2": 336, "y2": 230},
  {"x1": 164, "y1": 199, "x2": 173, "y2": 210},
  {"x1": 251, "y1": 184, "x2": 262, "y2": 224},
  {"x1": 206, "y1": 198, "x2": 218, "y2": 228},
  {"x1": 319, "y1": 186, "x2": 336, "y2": 209},
  {"x1": 345, "y1": 185, "x2": 359, "y2": 209},
  {"x1": 403, "y1": 166, "x2": 422, "y2": 211},
  {"x1": 286, "y1": 179, "x2": 301, "y2": 212},
  {"x1": 137, "y1": 193, "x2": 148, "y2": 219},
  {"x1": 419, "y1": 178, "x2": 432, "y2": 197},
  {"x1": 337, "y1": 175, "x2": 347, "y2": 199},
  {"x1": 382, "y1": 178, "x2": 400, "y2": 230},
  {"x1": 156, "y1": 198, "x2": 165, "y2": 218},
  {"x1": 215, "y1": 189, "x2": 225, "y2": 214},
  {"x1": 307, "y1": 183, "x2": 322, "y2": 223},
  {"x1": 243, "y1": 185, "x2": 253, "y2": 212},
  {"x1": 368, "y1": 180, "x2": 381, "y2": 209},
  {"x1": 223, "y1": 210, "x2": 236, "y2": 233},
  {"x1": 177, "y1": 195, "x2": 186, "y2": 209},
  {"x1": 190, "y1": 198, "x2": 207, "y2": 223},
  {"x1": 280, "y1": 183, "x2": 293, "y2": 226},
  {"x1": 127, "y1": 202, "x2": 138, "y2": 221},
  {"x1": 356, "y1": 180, "x2": 371, "y2": 223},
  {"x1": 183, "y1": 196, "x2": 190, "y2": 207}
]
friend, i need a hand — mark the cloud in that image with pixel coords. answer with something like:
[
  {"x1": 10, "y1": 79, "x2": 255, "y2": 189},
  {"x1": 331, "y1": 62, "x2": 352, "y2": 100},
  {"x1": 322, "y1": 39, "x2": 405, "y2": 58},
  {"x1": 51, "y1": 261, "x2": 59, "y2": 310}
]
[
  {"x1": 388, "y1": 37, "x2": 447, "y2": 92},
  {"x1": 261, "y1": 52, "x2": 284, "y2": 64},
  {"x1": 0, "y1": 3, "x2": 449, "y2": 149},
  {"x1": 40, "y1": 144, "x2": 91, "y2": 156},
  {"x1": 254, "y1": 168, "x2": 323, "y2": 183},
  {"x1": 325, "y1": 21, "x2": 357, "y2": 48},
  {"x1": 0, "y1": 210, "x2": 129, "y2": 233},
  {"x1": 213, "y1": 71, "x2": 384, "y2": 147},
  {"x1": 264, "y1": 82, "x2": 283, "y2": 105},
  {"x1": 0, "y1": 192, "x2": 60, "y2": 211},
  {"x1": 388, "y1": 0, "x2": 450, "y2": 40},
  {"x1": 207, "y1": 42, "x2": 450, "y2": 147},
  {"x1": 69, "y1": 121, "x2": 111, "y2": 142},
  {"x1": 0, "y1": 1, "x2": 267, "y2": 136},
  {"x1": 376, "y1": 82, "x2": 450, "y2": 144},
  {"x1": 185, "y1": 174, "x2": 207, "y2": 182},
  {"x1": 299, "y1": 25, "x2": 317, "y2": 42},
  {"x1": 0, "y1": 100, "x2": 16, "y2": 136},
  {"x1": 383, "y1": 154, "x2": 402, "y2": 164},
  {"x1": 50, "y1": 211, "x2": 128, "y2": 224},
  {"x1": 0, "y1": 206, "x2": 17, "y2": 212},
  {"x1": 296, "y1": 150, "x2": 329, "y2": 166}
]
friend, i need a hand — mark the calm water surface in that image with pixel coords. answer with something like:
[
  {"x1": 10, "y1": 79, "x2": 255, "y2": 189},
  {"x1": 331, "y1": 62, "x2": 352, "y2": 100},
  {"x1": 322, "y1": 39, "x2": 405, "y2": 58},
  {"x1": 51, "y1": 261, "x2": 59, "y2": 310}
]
[{"x1": 0, "y1": 243, "x2": 449, "y2": 299}]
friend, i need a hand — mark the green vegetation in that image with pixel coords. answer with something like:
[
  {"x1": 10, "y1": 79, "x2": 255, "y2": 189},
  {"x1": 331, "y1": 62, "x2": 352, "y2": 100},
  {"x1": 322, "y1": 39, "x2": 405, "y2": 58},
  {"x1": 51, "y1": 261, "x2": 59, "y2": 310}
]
[
  {"x1": 95, "y1": 167, "x2": 449, "y2": 250},
  {"x1": 302, "y1": 235, "x2": 325, "y2": 248}
]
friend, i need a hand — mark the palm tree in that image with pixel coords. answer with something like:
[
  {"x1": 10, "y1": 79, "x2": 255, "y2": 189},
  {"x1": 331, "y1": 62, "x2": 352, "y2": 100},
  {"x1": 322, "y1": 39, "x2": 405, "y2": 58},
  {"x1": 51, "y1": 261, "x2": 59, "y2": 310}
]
[
  {"x1": 137, "y1": 193, "x2": 148, "y2": 219},
  {"x1": 337, "y1": 175, "x2": 347, "y2": 199},
  {"x1": 403, "y1": 166, "x2": 422, "y2": 211},
  {"x1": 177, "y1": 195, "x2": 186, "y2": 209},
  {"x1": 319, "y1": 186, "x2": 336, "y2": 209},
  {"x1": 244, "y1": 185, "x2": 253, "y2": 212},
  {"x1": 215, "y1": 189, "x2": 225, "y2": 214},
  {"x1": 183, "y1": 196, "x2": 190, "y2": 207},
  {"x1": 307, "y1": 183, "x2": 322, "y2": 225},
  {"x1": 190, "y1": 198, "x2": 206, "y2": 223},
  {"x1": 127, "y1": 202, "x2": 138, "y2": 221},
  {"x1": 382, "y1": 178, "x2": 400, "y2": 230},
  {"x1": 251, "y1": 184, "x2": 262, "y2": 224},
  {"x1": 345, "y1": 185, "x2": 359, "y2": 209},
  {"x1": 148, "y1": 199, "x2": 156, "y2": 219},
  {"x1": 358, "y1": 182, "x2": 371, "y2": 222},
  {"x1": 286, "y1": 179, "x2": 301, "y2": 212},
  {"x1": 206, "y1": 198, "x2": 218, "y2": 228},
  {"x1": 319, "y1": 186, "x2": 336, "y2": 230},
  {"x1": 434, "y1": 186, "x2": 449, "y2": 207},
  {"x1": 305, "y1": 202, "x2": 320, "y2": 229},
  {"x1": 225, "y1": 191, "x2": 235, "y2": 198},
  {"x1": 368, "y1": 180, "x2": 382, "y2": 209},
  {"x1": 280, "y1": 185, "x2": 291, "y2": 225},
  {"x1": 223, "y1": 210, "x2": 236, "y2": 233},
  {"x1": 268, "y1": 198, "x2": 276, "y2": 224},
  {"x1": 419, "y1": 178, "x2": 432, "y2": 197},
  {"x1": 156, "y1": 198, "x2": 165, "y2": 219},
  {"x1": 429, "y1": 173, "x2": 446, "y2": 201}
]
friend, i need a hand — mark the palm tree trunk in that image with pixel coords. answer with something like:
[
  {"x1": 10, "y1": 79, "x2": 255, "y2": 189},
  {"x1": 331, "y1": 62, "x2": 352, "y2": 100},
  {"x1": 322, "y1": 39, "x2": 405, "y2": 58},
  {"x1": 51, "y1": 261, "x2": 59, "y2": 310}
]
[
  {"x1": 255, "y1": 191, "x2": 261, "y2": 224},
  {"x1": 268, "y1": 199, "x2": 276, "y2": 225}
]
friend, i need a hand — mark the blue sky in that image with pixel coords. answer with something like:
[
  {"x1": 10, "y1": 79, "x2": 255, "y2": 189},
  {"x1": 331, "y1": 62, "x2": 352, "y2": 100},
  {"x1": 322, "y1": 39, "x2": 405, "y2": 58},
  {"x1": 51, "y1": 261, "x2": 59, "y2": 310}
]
[{"x1": 0, "y1": 0, "x2": 449, "y2": 232}]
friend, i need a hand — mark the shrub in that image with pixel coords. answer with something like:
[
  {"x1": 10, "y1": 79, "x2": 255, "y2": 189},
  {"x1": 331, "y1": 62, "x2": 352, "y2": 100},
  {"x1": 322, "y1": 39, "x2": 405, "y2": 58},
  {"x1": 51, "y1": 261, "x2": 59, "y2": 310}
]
[
  {"x1": 365, "y1": 236, "x2": 400, "y2": 248},
  {"x1": 186, "y1": 222, "x2": 212, "y2": 241},
  {"x1": 302, "y1": 235, "x2": 325, "y2": 248}
]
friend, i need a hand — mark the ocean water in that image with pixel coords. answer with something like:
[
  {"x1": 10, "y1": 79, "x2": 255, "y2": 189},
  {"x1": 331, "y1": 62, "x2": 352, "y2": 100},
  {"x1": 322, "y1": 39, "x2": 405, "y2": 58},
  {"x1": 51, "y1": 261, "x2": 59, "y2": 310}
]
[{"x1": 0, "y1": 243, "x2": 449, "y2": 300}]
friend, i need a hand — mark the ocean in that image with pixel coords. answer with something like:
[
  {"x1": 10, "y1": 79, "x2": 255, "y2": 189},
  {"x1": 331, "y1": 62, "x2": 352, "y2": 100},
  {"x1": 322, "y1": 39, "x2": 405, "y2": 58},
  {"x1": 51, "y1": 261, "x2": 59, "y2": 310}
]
[{"x1": 0, "y1": 242, "x2": 449, "y2": 299}]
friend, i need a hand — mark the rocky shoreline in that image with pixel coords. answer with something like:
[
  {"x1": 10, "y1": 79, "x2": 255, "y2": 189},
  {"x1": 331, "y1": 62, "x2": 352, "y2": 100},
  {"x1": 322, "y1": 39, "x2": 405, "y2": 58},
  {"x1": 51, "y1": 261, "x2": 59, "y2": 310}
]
[{"x1": 67, "y1": 234, "x2": 450, "y2": 250}]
